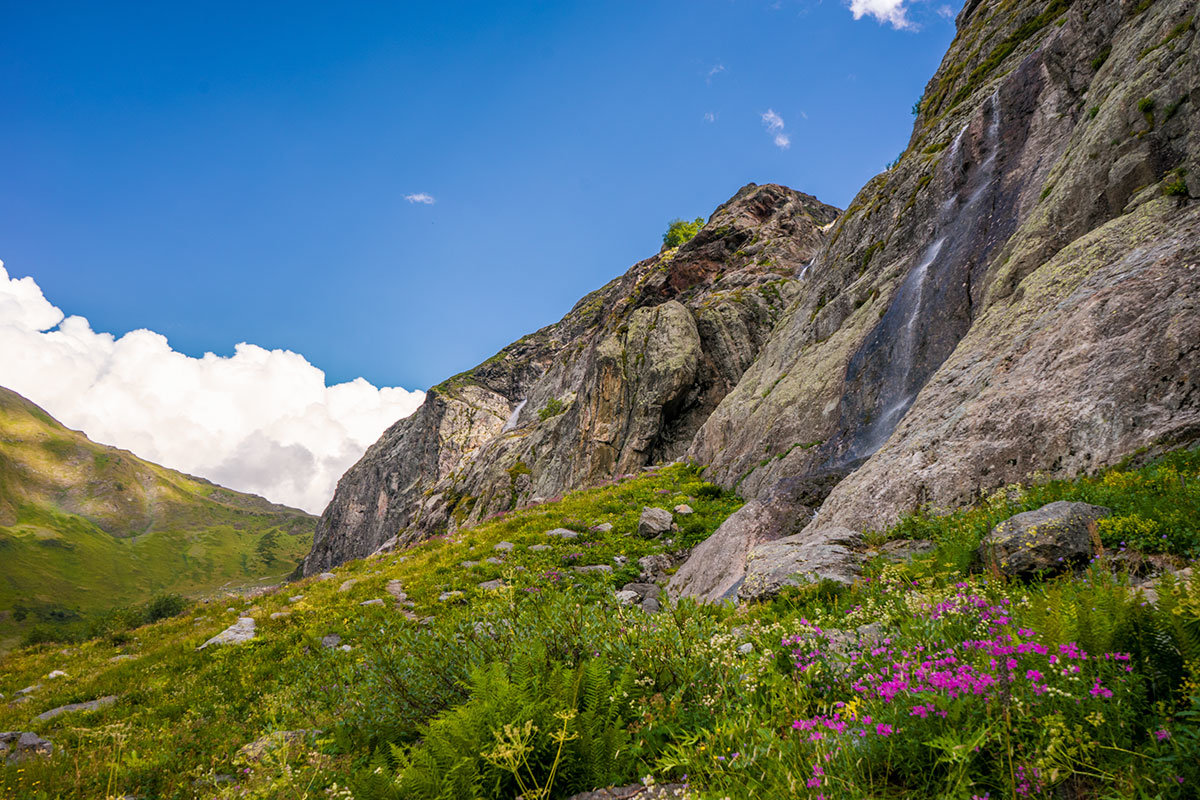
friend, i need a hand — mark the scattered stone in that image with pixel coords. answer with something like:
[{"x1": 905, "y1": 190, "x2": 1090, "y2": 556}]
[
  {"x1": 613, "y1": 555, "x2": 628, "y2": 566},
  {"x1": 638, "y1": 507, "x2": 674, "y2": 539},
  {"x1": 461, "y1": 560, "x2": 480, "y2": 568},
  {"x1": 0, "y1": 731, "x2": 53, "y2": 764},
  {"x1": 288, "y1": 595, "x2": 305, "y2": 603},
  {"x1": 438, "y1": 590, "x2": 465, "y2": 603},
  {"x1": 316, "y1": 573, "x2": 337, "y2": 581},
  {"x1": 737, "y1": 642, "x2": 755, "y2": 655},
  {"x1": 359, "y1": 599, "x2": 385, "y2": 607},
  {"x1": 320, "y1": 634, "x2": 342, "y2": 649},
  {"x1": 591, "y1": 522, "x2": 614, "y2": 533},
  {"x1": 979, "y1": 502, "x2": 1111, "y2": 579},
  {"x1": 674, "y1": 504, "x2": 694, "y2": 515},
  {"x1": 339, "y1": 644, "x2": 353, "y2": 651},
  {"x1": 529, "y1": 544, "x2": 552, "y2": 552},
  {"x1": 621, "y1": 583, "x2": 661, "y2": 602},
  {"x1": 109, "y1": 655, "x2": 136, "y2": 663},
  {"x1": 877, "y1": 539, "x2": 937, "y2": 562},
  {"x1": 478, "y1": 579, "x2": 508, "y2": 591},
  {"x1": 641, "y1": 597, "x2": 662, "y2": 613},
  {"x1": 338, "y1": 579, "x2": 358, "y2": 593},
  {"x1": 494, "y1": 541, "x2": 515, "y2": 552},
  {"x1": 15, "y1": 685, "x2": 40, "y2": 697},
  {"x1": 565, "y1": 783, "x2": 689, "y2": 800},
  {"x1": 573, "y1": 564, "x2": 613, "y2": 575},
  {"x1": 269, "y1": 611, "x2": 292, "y2": 619},
  {"x1": 36, "y1": 695, "x2": 117, "y2": 722},
  {"x1": 46, "y1": 670, "x2": 67, "y2": 680},
  {"x1": 238, "y1": 730, "x2": 316, "y2": 762},
  {"x1": 385, "y1": 580, "x2": 409, "y2": 603},
  {"x1": 485, "y1": 557, "x2": 505, "y2": 565},
  {"x1": 637, "y1": 554, "x2": 673, "y2": 583},
  {"x1": 199, "y1": 618, "x2": 257, "y2": 649},
  {"x1": 614, "y1": 590, "x2": 640, "y2": 605},
  {"x1": 546, "y1": 528, "x2": 579, "y2": 540},
  {"x1": 225, "y1": 607, "x2": 236, "y2": 613},
  {"x1": 738, "y1": 527, "x2": 865, "y2": 602}
]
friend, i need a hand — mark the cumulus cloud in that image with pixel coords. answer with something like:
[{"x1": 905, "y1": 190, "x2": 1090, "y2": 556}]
[
  {"x1": 0, "y1": 261, "x2": 425, "y2": 514},
  {"x1": 761, "y1": 109, "x2": 791, "y2": 149},
  {"x1": 404, "y1": 192, "x2": 436, "y2": 204},
  {"x1": 847, "y1": 0, "x2": 914, "y2": 29}
]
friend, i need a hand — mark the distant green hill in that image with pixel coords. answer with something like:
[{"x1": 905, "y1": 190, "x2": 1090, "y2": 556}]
[{"x1": 0, "y1": 386, "x2": 314, "y2": 648}]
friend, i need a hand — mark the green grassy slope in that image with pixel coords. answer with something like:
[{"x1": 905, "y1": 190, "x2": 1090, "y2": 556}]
[
  {"x1": 0, "y1": 456, "x2": 1196, "y2": 799},
  {"x1": 0, "y1": 387, "x2": 315, "y2": 646}
]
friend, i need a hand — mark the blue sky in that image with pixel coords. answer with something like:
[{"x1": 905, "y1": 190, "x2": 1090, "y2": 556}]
[{"x1": 1, "y1": 0, "x2": 960, "y2": 391}]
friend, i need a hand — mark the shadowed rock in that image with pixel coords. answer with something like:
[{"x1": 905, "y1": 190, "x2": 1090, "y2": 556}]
[
  {"x1": 739, "y1": 527, "x2": 865, "y2": 602},
  {"x1": 980, "y1": 502, "x2": 1110, "y2": 578},
  {"x1": 637, "y1": 507, "x2": 674, "y2": 539}
]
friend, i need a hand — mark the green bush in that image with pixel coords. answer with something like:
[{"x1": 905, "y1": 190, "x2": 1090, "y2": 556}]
[
  {"x1": 661, "y1": 217, "x2": 704, "y2": 249},
  {"x1": 145, "y1": 593, "x2": 188, "y2": 623},
  {"x1": 538, "y1": 397, "x2": 566, "y2": 421}
]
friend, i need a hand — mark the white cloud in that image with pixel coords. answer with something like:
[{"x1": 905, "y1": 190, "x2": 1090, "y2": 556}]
[
  {"x1": 706, "y1": 64, "x2": 725, "y2": 83},
  {"x1": 404, "y1": 193, "x2": 436, "y2": 204},
  {"x1": 703, "y1": 111, "x2": 717, "y2": 123},
  {"x1": 761, "y1": 109, "x2": 791, "y2": 149},
  {"x1": 0, "y1": 261, "x2": 425, "y2": 514},
  {"x1": 847, "y1": 0, "x2": 914, "y2": 30}
]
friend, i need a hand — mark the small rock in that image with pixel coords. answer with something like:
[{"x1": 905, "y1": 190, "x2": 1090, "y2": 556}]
[
  {"x1": 109, "y1": 655, "x2": 136, "y2": 662},
  {"x1": 637, "y1": 554, "x2": 673, "y2": 583},
  {"x1": 320, "y1": 634, "x2": 342, "y2": 649},
  {"x1": 16, "y1": 685, "x2": 41, "y2": 697},
  {"x1": 288, "y1": 595, "x2": 305, "y2": 603},
  {"x1": 621, "y1": 583, "x2": 662, "y2": 602},
  {"x1": 338, "y1": 579, "x2": 358, "y2": 593},
  {"x1": 36, "y1": 696, "x2": 118, "y2": 722},
  {"x1": 613, "y1": 555, "x2": 628, "y2": 566},
  {"x1": 546, "y1": 528, "x2": 580, "y2": 540},
  {"x1": 494, "y1": 541, "x2": 515, "y2": 552},
  {"x1": 529, "y1": 544, "x2": 552, "y2": 552},
  {"x1": 614, "y1": 590, "x2": 640, "y2": 605},
  {"x1": 573, "y1": 564, "x2": 613, "y2": 575},
  {"x1": 0, "y1": 731, "x2": 53, "y2": 764},
  {"x1": 591, "y1": 522, "x2": 614, "y2": 533},
  {"x1": 199, "y1": 618, "x2": 256, "y2": 649},
  {"x1": 238, "y1": 730, "x2": 316, "y2": 762},
  {"x1": 674, "y1": 504, "x2": 694, "y2": 515},
  {"x1": 641, "y1": 597, "x2": 662, "y2": 613},
  {"x1": 478, "y1": 579, "x2": 508, "y2": 591},
  {"x1": 359, "y1": 599, "x2": 385, "y2": 607},
  {"x1": 638, "y1": 507, "x2": 675, "y2": 539},
  {"x1": 316, "y1": 572, "x2": 337, "y2": 581},
  {"x1": 46, "y1": 670, "x2": 67, "y2": 680},
  {"x1": 339, "y1": 644, "x2": 353, "y2": 651},
  {"x1": 225, "y1": 607, "x2": 236, "y2": 613},
  {"x1": 460, "y1": 560, "x2": 480, "y2": 568},
  {"x1": 485, "y1": 556, "x2": 504, "y2": 565},
  {"x1": 438, "y1": 591, "x2": 465, "y2": 603},
  {"x1": 269, "y1": 611, "x2": 291, "y2": 619},
  {"x1": 737, "y1": 643, "x2": 755, "y2": 655}
]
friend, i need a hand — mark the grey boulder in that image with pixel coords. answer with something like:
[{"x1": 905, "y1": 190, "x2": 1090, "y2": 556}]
[
  {"x1": 979, "y1": 501, "x2": 1111, "y2": 578},
  {"x1": 1, "y1": 731, "x2": 53, "y2": 764},
  {"x1": 738, "y1": 527, "x2": 865, "y2": 603},
  {"x1": 199, "y1": 617, "x2": 256, "y2": 649},
  {"x1": 638, "y1": 507, "x2": 674, "y2": 539}
]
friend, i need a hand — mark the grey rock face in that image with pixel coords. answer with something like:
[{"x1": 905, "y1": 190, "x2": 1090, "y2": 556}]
[
  {"x1": 303, "y1": 184, "x2": 838, "y2": 573},
  {"x1": 980, "y1": 502, "x2": 1111, "y2": 578},
  {"x1": 693, "y1": 0, "x2": 1200, "y2": 535},
  {"x1": 199, "y1": 618, "x2": 256, "y2": 649},
  {"x1": 35, "y1": 696, "x2": 117, "y2": 722},
  {"x1": 738, "y1": 527, "x2": 865, "y2": 603},
  {"x1": 668, "y1": 476, "x2": 819, "y2": 603},
  {"x1": 637, "y1": 507, "x2": 674, "y2": 539}
]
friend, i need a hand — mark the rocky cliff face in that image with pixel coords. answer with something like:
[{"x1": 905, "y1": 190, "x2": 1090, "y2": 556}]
[
  {"x1": 307, "y1": 0, "x2": 1199, "y2": 576},
  {"x1": 691, "y1": 0, "x2": 1199, "y2": 530},
  {"x1": 302, "y1": 185, "x2": 839, "y2": 574}
]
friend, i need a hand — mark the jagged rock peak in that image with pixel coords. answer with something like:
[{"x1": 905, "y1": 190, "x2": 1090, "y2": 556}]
[{"x1": 302, "y1": 184, "x2": 840, "y2": 574}]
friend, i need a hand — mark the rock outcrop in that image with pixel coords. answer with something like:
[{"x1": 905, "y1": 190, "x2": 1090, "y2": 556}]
[
  {"x1": 303, "y1": 185, "x2": 838, "y2": 574},
  {"x1": 690, "y1": 0, "x2": 1199, "y2": 530},
  {"x1": 310, "y1": 0, "x2": 1199, "y2": 580},
  {"x1": 980, "y1": 501, "x2": 1110, "y2": 578}
]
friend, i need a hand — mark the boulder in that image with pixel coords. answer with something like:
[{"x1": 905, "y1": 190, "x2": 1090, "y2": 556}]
[
  {"x1": 529, "y1": 544, "x2": 552, "y2": 552},
  {"x1": 668, "y1": 476, "x2": 818, "y2": 603},
  {"x1": 637, "y1": 554, "x2": 673, "y2": 583},
  {"x1": 591, "y1": 522, "x2": 614, "y2": 533},
  {"x1": 574, "y1": 564, "x2": 613, "y2": 575},
  {"x1": 494, "y1": 541, "x2": 515, "y2": 552},
  {"x1": 199, "y1": 617, "x2": 256, "y2": 649},
  {"x1": 359, "y1": 599, "x2": 385, "y2": 607},
  {"x1": 546, "y1": 528, "x2": 579, "y2": 540},
  {"x1": 0, "y1": 732, "x2": 53, "y2": 764},
  {"x1": 565, "y1": 784, "x2": 689, "y2": 800},
  {"x1": 238, "y1": 730, "x2": 316, "y2": 762},
  {"x1": 638, "y1": 507, "x2": 674, "y2": 539},
  {"x1": 35, "y1": 696, "x2": 117, "y2": 722},
  {"x1": 438, "y1": 590, "x2": 465, "y2": 603},
  {"x1": 877, "y1": 539, "x2": 937, "y2": 562},
  {"x1": 338, "y1": 579, "x2": 358, "y2": 593},
  {"x1": 320, "y1": 634, "x2": 342, "y2": 649},
  {"x1": 674, "y1": 504, "x2": 693, "y2": 515},
  {"x1": 478, "y1": 579, "x2": 507, "y2": 591},
  {"x1": 979, "y1": 502, "x2": 1111, "y2": 578},
  {"x1": 738, "y1": 527, "x2": 865, "y2": 602},
  {"x1": 614, "y1": 590, "x2": 640, "y2": 605}
]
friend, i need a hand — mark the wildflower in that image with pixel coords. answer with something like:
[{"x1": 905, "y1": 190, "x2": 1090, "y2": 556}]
[
  {"x1": 1154, "y1": 729, "x2": 1171, "y2": 742},
  {"x1": 875, "y1": 723, "x2": 893, "y2": 737}
]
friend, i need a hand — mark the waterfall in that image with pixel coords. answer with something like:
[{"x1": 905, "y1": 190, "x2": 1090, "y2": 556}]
[{"x1": 501, "y1": 399, "x2": 527, "y2": 433}]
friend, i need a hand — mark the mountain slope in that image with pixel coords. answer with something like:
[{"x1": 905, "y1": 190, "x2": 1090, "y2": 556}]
[
  {"x1": 303, "y1": 185, "x2": 838, "y2": 574},
  {"x1": 691, "y1": 0, "x2": 1199, "y2": 533},
  {"x1": 0, "y1": 386, "x2": 315, "y2": 641}
]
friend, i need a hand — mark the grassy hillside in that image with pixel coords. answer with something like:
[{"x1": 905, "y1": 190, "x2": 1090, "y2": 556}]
[
  {"x1": 0, "y1": 456, "x2": 1197, "y2": 799},
  {"x1": 0, "y1": 387, "x2": 315, "y2": 648}
]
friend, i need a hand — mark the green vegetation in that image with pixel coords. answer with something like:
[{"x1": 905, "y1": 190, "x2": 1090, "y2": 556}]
[
  {"x1": 661, "y1": 217, "x2": 705, "y2": 249},
  {"x1": 1164, "y1": 168, "x2": 1189, "y2": 198},
  {"x1": 0, "y1": 387, "x2": 314, "y2": 648},
  {"x1": 538, "y1": 397, "x2": 566, "y2": 421},
  {"x1": 2, "y1": 454, "x2": 1199, "y2": 799}
]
